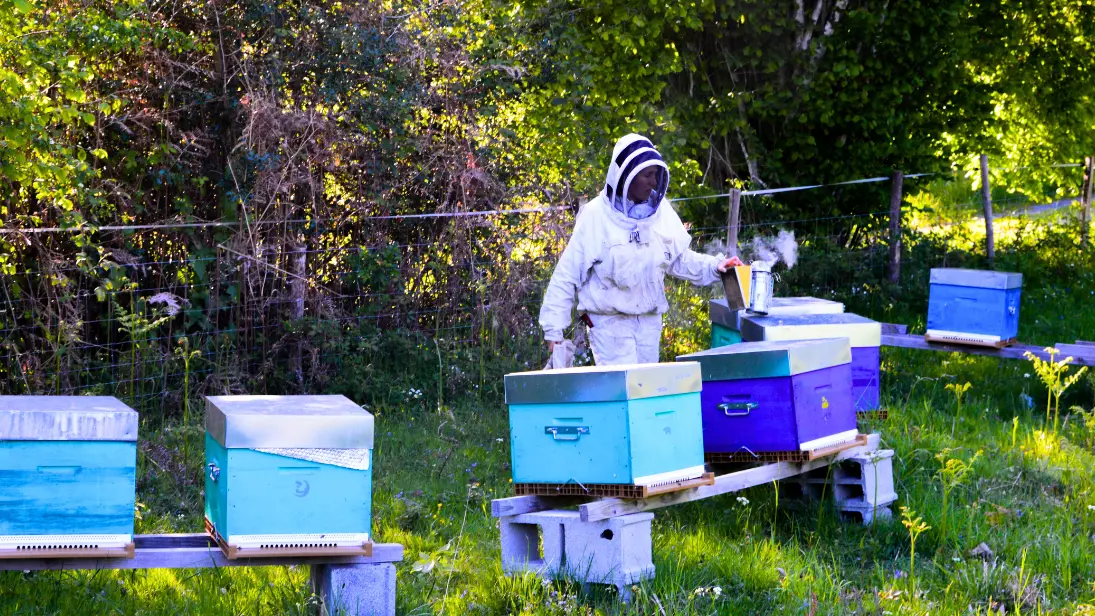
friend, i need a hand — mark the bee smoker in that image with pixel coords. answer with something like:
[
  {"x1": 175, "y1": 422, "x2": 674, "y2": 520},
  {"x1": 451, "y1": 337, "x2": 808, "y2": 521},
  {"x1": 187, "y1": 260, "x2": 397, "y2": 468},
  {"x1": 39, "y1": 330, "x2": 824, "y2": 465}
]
[{"x1": 748, "y1": 260, "x2": 774, "y2": 314}]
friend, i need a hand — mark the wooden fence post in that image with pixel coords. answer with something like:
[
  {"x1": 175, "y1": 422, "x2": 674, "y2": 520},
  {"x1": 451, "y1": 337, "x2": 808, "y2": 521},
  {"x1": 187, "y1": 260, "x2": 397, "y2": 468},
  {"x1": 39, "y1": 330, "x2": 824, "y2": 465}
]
[
  {"x1": 1082, "y1": 156, "x2": 1093, "y2": 249},
  {"x1": 887, "y1": 170, "x2": 904, "y2": 284},
  {"x1": 980, "y1": 154, "x2": 995, "y2": 266},
  {"x1": 726, "y1": 188, "x2": 742, "y2": 258}
]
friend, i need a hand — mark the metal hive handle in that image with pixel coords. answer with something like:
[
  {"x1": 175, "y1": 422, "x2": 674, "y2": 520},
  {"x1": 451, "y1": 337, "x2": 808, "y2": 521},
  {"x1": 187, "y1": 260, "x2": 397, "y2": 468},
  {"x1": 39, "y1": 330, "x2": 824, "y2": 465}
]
[
  {"x1": 719, "y1": 402, "x2": 758, "y2": 417},
  {"x1": 545, "y1": 426, "x2": 590, "y2": 441}
]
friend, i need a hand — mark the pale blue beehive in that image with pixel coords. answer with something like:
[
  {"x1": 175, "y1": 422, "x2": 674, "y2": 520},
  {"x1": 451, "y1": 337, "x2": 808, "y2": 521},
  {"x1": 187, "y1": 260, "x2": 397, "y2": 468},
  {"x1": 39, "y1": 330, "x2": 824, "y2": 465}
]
[
  {"x1": 927, "y1": 268, "x2": 1022, "y2": 344},
  {"x1": 505, "y1": 363, "x2": 705, "y2": 486},
  {"x1": 0, "y1": 396, "x2": 137, "y2": 555},
  {"x1": 204, "y1": 395, "x2": 374, "y2": 555}
]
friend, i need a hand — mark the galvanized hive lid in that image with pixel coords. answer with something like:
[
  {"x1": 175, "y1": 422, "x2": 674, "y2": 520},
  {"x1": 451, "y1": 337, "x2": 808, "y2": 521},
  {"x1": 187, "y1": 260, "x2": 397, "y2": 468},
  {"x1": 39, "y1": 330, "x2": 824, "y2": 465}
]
[
  {"x1": 205, "y1": 395, "x2": 374, "y2": 449},
  {"x1": 740, "y1": 313, "x2": 882, "y2": 347},
  {"x1": 0, "y1": 396, "x2": 138, "y2": 441},
  {"x1": 710, "y1": 297, "x2": 845, "y2": 330},
  {"x1": 504, "y1": 362, "x2": 701, "y2": 405},
  {"x1": 677, "y1": 338, "x2": 852, "y2": 381},
  {"x1": 930, "y1": 268, "x2": 1022, "y2": 290}
]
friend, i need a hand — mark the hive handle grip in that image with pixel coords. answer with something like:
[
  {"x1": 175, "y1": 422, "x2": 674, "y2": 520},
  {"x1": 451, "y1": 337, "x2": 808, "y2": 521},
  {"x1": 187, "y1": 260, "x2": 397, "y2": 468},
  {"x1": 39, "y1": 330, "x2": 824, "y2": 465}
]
[
  {"x1": 207, "y1": 462, "x2": 220, "y2": 482},
  {"x1": 545, "y1": 426, "x2": 590, "y2": 441},
  {"x1": 719, "y1": 402, "x2": 758, "y2": 417}
]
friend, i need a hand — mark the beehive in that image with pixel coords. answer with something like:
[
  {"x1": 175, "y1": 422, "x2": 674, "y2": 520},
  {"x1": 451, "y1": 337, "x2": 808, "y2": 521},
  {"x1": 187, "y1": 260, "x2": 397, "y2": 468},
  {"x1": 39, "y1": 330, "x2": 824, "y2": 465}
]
[
  {"x1": 741, "y1": 313, "x2": 881, "y2": 413},
  {"x1": 709, "y1": 297, "x2": 845, "y2": 349},
  {"x1": 505, "y1": 363, "x2": 705, "y2": 487},
  {"x1": 0, "y1": 396, "x2": 137, "y2": 557},
  {"x1": 927, "y1": 268, "x2": 1022, "y2": 345},
  {"x1": 204, "y1": 395, "x2": 373, "y2": 556},
  {"x1": 678, "y1": 339, "x2": 857, "y2": 455}
]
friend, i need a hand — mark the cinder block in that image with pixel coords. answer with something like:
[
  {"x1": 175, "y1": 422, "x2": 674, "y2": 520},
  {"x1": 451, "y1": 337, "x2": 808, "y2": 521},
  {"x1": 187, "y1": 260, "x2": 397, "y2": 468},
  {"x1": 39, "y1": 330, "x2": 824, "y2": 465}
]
[
  {"x1": 498, "y1": 510, "x2": 655, "y2": 600},
  {"x1": 500, "y1": 511, "x2": 567, "y2": 575},
  {"x1": 561, "y1": 511, "x2": 655, "y2": 589},
  {"x1": 832, "y1": 450, "x2": 896, "y2": 506},
  {"x1": 311, "y1": 563, "x2": 396, "y2": 616},
  {"x1": 839, "y1": 503, "x2": 893, "y2": 525}
]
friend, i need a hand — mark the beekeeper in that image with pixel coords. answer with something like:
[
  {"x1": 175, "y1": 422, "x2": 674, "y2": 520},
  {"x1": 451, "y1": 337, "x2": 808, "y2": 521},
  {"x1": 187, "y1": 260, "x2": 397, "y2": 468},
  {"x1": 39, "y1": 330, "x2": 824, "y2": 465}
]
[{"x1": 539, "y1": 134, "x2": 742, "y2": 366}]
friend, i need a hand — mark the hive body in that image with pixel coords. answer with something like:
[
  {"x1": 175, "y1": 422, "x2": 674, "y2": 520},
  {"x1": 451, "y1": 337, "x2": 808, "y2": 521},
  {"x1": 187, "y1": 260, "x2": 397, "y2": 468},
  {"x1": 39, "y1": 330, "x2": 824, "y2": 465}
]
[
  {"x1": 678, "y1": 339, "x2": 858, "y2": 454},
  {"x1": 505, "y1": 364, "x2": 706, "y2": 486},
  {"x1": 927, "y1": 268, "x2": 1022, "y2": 343},
  {"x1": 0, "y1": 396, "x2": 137, "y2": 552}
]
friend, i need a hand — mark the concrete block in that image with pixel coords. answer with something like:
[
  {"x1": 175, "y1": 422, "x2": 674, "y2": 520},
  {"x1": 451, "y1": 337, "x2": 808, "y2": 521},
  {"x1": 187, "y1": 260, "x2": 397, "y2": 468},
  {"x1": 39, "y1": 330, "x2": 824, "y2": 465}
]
[
  {"x1": 832, "y1": 449, "x2": 895, "y2": 506},
  {"x1": 311, "y1": 562, "x2": 396, "y2": 616},
  {"x1": 499, "y1": 510, "x2": 655, "y2": 599},
  {"x1": 500, "y1": 510, "x2": 567, "y2": 575},
  {"x1": 839, "y1": 503, "x2": 893, "y2": 525}
]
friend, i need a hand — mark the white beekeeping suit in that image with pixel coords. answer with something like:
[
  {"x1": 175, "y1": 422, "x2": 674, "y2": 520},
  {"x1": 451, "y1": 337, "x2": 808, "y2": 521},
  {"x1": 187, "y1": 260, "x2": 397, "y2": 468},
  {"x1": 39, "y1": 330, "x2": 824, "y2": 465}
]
[{"x1": 539, "y1": 134, "x2": 725, "y2": 366}]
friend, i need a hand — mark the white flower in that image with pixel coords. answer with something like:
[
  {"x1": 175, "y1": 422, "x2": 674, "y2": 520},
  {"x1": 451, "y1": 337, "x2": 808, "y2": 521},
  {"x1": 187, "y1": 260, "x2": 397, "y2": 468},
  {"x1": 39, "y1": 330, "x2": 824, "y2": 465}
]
[
  {"x1": 1024, "y1": 373, "x2": 1031, "y2": 378},
  {"x1": 713, "y1": 586, "x2": 722, "y2": 597},
  {"x1": 736, "y1": 496, "x2": 750, "y2": 506},
  {"x1": 1088, "y1": 505, "x2": 1095, "y2": 511}
]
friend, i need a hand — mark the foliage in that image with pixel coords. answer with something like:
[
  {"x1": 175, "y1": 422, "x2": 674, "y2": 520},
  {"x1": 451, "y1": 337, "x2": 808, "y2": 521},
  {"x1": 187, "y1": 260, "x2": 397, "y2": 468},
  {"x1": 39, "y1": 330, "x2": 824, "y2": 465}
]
[{"x1": 1025, "y1": 347, "x2": 1089, "y2": 433}]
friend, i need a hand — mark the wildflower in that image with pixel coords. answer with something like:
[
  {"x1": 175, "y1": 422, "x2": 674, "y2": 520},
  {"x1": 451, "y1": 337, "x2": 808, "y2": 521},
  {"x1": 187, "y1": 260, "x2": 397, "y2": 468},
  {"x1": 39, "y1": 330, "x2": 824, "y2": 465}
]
[
  {"x1": 1024, "y1": 373, "x2": 1031, "y2": 378},
  {"x1": 1019, "y1": 393, "x2": 1034, "y2": 409},
  {"x1": 713, "y1": 586, "x2": 722, "y2": 597},
  {"x1": 1088, "y1": 505, "x2": 1095, "y2": 512},
  {"x1": 736, "y1": 496, "x2": 750, "y2": 506},
  {"x1": 894, "y1": 570, "x2": 907, "y2": 580}
]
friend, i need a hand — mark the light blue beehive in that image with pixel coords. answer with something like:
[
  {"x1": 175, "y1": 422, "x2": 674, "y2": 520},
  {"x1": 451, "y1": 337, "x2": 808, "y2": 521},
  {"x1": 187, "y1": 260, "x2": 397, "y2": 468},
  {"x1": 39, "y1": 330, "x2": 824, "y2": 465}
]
[
  {"x1": 0, "y1": 396, "x2": 137, "y2": 555},
  {"x1": 505, "y1": 363, "x2": 705, "y2": 486},
  {"x1": 204, "y1": 395, "x2": 373, "y2": 555},
  {"x1": 927, "y1": 268, "x2": 1022, "y2": 344}
]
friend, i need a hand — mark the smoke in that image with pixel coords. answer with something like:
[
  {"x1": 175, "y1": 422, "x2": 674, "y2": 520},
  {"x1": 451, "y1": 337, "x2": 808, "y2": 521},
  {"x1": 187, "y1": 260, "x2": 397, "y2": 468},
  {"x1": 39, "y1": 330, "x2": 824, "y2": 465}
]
[
  {"x1": 703, "y1": 230, "x2": 799, "y2": 270},
  {"x1": 747, "y1": 230, "x2": 799, "y2": 270}
]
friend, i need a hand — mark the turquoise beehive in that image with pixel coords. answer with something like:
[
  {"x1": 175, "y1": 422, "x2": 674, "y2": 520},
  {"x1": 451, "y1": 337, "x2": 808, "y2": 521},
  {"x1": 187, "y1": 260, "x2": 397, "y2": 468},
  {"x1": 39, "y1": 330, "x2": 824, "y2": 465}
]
[
  {"x1": 0, "y1": 396, "x2": 137, "y2": 557},
  {"x1": 505, "y1": 363, "x2": 705, "y2": 486},
  {"x1": 204, "y1": 395, "x2": 374, "y2": 556}
]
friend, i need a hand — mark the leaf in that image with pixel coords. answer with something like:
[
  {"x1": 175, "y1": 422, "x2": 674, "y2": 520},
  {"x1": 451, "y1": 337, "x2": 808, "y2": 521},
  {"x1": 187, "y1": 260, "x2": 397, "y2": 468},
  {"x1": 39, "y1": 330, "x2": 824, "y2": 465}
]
[{"x1": 13, "y1": 0, "x2": 32, "y2": 14}]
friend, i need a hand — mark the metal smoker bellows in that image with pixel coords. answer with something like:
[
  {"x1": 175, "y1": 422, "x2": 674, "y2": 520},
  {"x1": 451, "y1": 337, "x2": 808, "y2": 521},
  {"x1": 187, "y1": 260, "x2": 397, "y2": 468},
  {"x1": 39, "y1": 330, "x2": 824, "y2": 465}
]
[{"x1": 748, "y1": 261, "x2": 774, "y2": 315}]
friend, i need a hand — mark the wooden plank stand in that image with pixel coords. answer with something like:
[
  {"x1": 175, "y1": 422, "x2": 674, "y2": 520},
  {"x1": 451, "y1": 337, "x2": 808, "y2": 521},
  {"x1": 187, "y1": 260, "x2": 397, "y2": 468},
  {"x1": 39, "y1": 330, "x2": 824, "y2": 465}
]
[
  {"x1": 514, "y1": 472, "x2": 715, "y2": 499},
  {"x1": 925, "y1": 333, "x2": 1017, "y2": 349},
  {"x1": 205, "y1": 518, "x2": 373, "y2": 560},
  {"x1": 705, "y1": 433, "x2": 868, "y2": 465}
]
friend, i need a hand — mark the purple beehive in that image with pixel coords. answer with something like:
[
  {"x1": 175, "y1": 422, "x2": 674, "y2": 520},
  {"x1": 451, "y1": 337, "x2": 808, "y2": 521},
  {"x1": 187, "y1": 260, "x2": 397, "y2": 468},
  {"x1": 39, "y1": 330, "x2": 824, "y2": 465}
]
[
  {"x1": 740, "y1": 313, "x2": 882, "y2": 413},
  {"x1": 676, "y1": 339, "x2": 859, "y2": 454}
]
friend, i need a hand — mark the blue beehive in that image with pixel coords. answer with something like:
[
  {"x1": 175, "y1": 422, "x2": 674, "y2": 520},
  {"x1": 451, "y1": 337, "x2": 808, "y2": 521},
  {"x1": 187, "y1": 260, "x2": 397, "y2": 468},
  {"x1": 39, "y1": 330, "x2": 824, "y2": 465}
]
[
  {"x1": 710, "y1": 297, "x2": 844, "y2": 349},
  {"x1": 927, "y1": 268, "x2": 1023, "y2": 345},
  {"x1": 0, "y1": 396, "x2": 137, "y2": 557},
  {"x1": 505, "y1": 363, "x2": 705, "y2": 487},
  {"x1": 204, "y1": 395, "x2": 373, "y2": 557},
  {"x1": 741, "y1": 313, "x2": 882, "y2": 413}
]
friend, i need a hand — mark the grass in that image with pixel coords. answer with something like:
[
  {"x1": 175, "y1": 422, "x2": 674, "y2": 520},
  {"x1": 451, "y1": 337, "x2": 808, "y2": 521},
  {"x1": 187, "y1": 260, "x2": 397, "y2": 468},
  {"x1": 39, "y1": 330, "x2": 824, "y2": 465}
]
[{"x1": 4, "y1": 216, "x2": 1095, "y2": 614}]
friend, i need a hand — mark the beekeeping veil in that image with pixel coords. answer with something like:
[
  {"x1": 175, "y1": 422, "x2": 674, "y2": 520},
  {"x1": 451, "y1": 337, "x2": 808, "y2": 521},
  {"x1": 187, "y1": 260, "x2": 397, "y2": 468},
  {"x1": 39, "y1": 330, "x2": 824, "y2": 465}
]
[{"x1": 602, "y1": 134, "x2": 670, "y2": 220}]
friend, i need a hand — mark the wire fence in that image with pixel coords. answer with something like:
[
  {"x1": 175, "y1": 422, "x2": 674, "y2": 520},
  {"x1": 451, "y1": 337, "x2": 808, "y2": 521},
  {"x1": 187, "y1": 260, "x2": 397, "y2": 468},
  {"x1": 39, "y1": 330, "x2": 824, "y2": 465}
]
[{"x1": 0, "y1": 163, "x2": 1088, "y2": 419}]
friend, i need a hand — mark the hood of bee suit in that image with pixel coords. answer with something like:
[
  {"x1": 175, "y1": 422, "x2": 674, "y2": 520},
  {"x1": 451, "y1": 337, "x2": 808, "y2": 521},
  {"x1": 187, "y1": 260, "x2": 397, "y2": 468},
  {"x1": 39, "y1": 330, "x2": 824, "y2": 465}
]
[{"x1": 602, "y1": 134, "x2": 670, "y2": 220}]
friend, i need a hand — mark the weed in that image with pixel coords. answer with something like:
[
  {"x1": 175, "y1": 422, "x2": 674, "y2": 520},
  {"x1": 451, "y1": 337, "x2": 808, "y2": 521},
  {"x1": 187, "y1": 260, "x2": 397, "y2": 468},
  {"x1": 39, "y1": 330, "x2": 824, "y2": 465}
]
[
  {"x1": 1025, "y1": 347, "x2": 1089, "y2": 434},
  {"x1": 900, "y1": 506, "x2": 931, "y2": 580}
]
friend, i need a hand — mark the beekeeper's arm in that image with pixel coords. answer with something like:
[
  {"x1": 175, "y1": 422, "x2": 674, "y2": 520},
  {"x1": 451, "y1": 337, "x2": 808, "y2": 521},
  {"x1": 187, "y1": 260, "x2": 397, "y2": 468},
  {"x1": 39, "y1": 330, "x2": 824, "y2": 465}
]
[
  {"x1": 660, "y1": 203, "x2": 740, "y2": 285},
  {"x1": 538, "y1": 217, "x2": 593, "y2": 343}
]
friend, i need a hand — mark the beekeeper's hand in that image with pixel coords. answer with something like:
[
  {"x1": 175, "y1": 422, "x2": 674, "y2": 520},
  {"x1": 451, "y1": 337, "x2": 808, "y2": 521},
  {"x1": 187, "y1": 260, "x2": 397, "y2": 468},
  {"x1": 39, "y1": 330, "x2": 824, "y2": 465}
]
[
  {"x1": 716, "y1": 256, "x2": 745, "y2": 272},
  {"x1": 547, "y1": 340, "x2": 560, "y2": 352}
]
